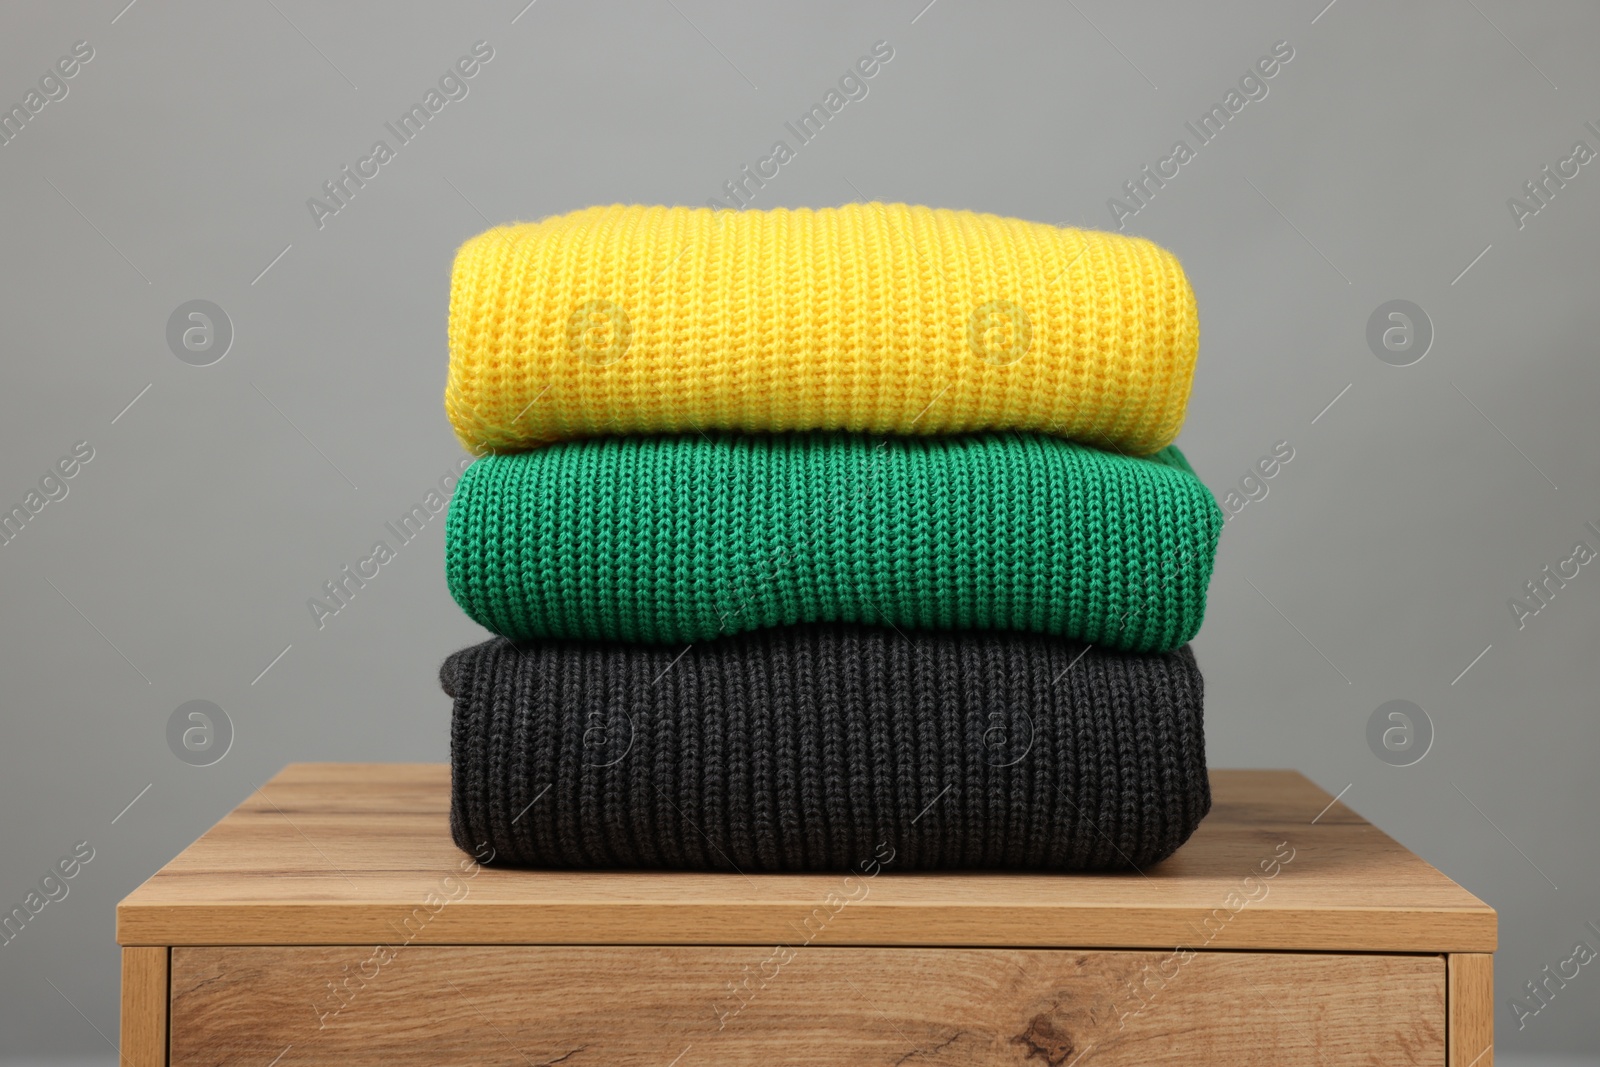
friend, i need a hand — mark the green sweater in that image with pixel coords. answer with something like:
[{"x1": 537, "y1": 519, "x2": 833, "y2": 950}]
[{"x1": 445, "y1": 432, "x2": 1221, "y2": 651}]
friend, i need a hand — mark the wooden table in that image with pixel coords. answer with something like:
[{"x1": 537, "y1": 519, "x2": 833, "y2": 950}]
[{"x1": 118, "y1": 764, "x2": 1495, "y2": 1065}]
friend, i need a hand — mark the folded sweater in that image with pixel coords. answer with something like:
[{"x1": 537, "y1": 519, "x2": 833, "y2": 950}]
[
  {"x1": 445, "y1": 431, "x2": 1223, "y2": 652},
  {"x1": 446, "y1": 203, "x2": 1199, "y2": 456},
  {"x1": 444, "y1": 625, "x2": 1211, "y2": 872}
]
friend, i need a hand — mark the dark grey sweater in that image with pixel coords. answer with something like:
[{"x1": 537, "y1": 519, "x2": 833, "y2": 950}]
[{"x1": 443, "y1": 624, "x2": 1210, "y2": 873}]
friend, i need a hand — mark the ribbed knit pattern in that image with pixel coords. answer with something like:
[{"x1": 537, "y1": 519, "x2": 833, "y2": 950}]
[
  {"x1": 444, "y1": 625, "x2": 1211, "y2": 872},
  {"x1": 445, "y1": 431, "x2": 1222, "y2": 652},
  {"x1": 446, "y1": 203, "x2": 1199, "y2": 456}
]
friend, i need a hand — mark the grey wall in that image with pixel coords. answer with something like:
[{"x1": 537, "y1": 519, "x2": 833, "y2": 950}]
[{"x1": 1, "y1": 0, "x2": 1597, "y2": 1060}]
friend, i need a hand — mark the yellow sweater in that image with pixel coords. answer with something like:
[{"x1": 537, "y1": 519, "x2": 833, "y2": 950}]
[{"x1": 447, "y1": 203, "x2": 1198, "y2": 455}]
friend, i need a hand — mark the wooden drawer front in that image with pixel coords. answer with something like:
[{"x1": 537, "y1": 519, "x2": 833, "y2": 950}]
[{"x1": 170, "y1": 946, "x2": 1444, "y2": 1065}]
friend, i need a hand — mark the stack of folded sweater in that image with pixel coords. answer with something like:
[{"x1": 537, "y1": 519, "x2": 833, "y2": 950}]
[{"x1": 440, "y1": 203, "x2": 1222, "y2": 873}]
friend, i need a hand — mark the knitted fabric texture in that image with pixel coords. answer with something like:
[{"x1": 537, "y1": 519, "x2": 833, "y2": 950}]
[
  {"x1": 445, "y1": 431, "x2": 1223, "y2": 653},
  {"x1": 443, "y1": 625, "x2": 1211, "y2": 872},
  {"x1": 446, "y1": 203, "x2": 1198, "y2": 456}
]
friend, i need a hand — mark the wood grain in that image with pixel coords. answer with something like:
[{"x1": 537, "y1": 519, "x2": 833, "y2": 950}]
[
  {"x1": 1449, "y1": 953, "x2": 1494, "y2": 1067},
  {"x1": 170, "y1": 945, "x2": 1445, "y2": 1066},
  {"x1": 120, "y1": 946, "x2": 167, "y2": 1067},
  {"x1": 117, "y1": 764, "x2": 1497, "y2": 951}
]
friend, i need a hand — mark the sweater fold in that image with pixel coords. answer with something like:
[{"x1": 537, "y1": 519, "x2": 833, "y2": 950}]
[
  {"x1": 445, "y1": 431, "x2": 1222, "y2": 652},
  {"x1": 445, "y1": 625, "x2": 1211, "y2": 872},
  {"x1": 446, "y1": 203, "x2": 1199, "y2": 455}
]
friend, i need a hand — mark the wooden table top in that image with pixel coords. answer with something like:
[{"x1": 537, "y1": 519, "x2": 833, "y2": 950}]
[{"x1": 117, "y1": 763, "x2": 1495, "y2": 952}]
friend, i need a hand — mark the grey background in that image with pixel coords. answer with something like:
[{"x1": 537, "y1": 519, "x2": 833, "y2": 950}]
[{"x1": 1, "y1": 0, "x2": 1596, "y2": 1061}]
